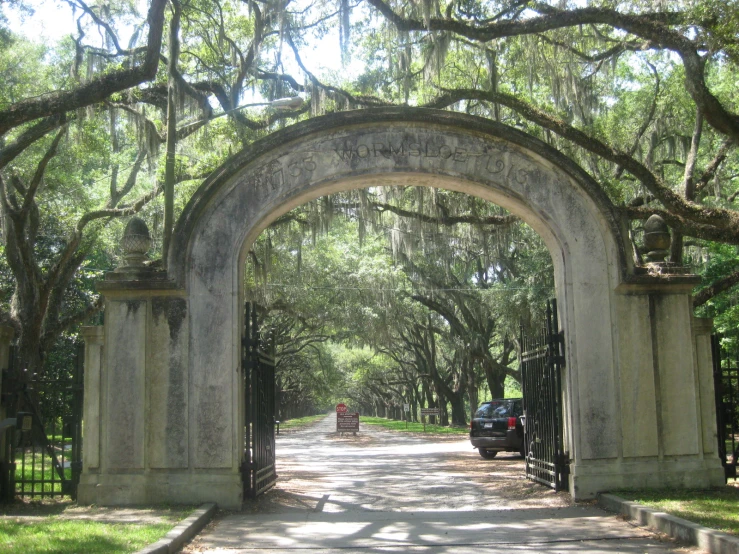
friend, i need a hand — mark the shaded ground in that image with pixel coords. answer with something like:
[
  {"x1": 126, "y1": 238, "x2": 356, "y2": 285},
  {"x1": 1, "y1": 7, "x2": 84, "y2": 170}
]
[{"x1": 183, "y1": 414, "x2": 701, "y2": 553}]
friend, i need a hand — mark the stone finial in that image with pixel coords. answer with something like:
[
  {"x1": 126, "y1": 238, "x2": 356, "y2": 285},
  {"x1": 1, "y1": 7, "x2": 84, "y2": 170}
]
[
  {"x1": 643, "y1": 214, "x2": 671, "y2": 263},
  {"x1": 120, "y1": 217, "x2": 151, "y2": 269}
]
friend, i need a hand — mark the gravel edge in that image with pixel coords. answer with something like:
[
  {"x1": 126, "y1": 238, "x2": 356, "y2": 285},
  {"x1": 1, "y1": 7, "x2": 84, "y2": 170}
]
[
  {"x1": 135, "y1": 503, "x2": 217, "y2": 554},
  {"x1": 598, "y1": 492, "x2": 739, "y2": 554}
]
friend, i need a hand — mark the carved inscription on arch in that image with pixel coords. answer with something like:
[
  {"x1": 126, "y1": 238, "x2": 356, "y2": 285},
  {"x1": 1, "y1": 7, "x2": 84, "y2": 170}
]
[
  {"x1": 236, "y1": 131, "x2": 575, "y2": 206},
  {"x1": 334, "y1": 141, "x2": 472, "y2": 162},
  {"x1": 328, "y1": 137, "x2": 536, "y2": 187}
]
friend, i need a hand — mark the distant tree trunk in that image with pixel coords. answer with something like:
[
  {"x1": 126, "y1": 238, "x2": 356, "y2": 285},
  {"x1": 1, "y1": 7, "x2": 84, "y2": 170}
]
[
  {"x1": 449, "y1": 394, "x2": 467, "y2": 427},
  {"x1": 483, "y1": 359, "x2": 506, "y2": 399},
  {"x1": 466, "y1": 360, "x2": 479, "y2": 424},
  {"x1": 436, "y1": 387, "x2": 448, "y2": 426},
  {"x1": 423, "y1": 383, "x2": 435, "y2": 423}
]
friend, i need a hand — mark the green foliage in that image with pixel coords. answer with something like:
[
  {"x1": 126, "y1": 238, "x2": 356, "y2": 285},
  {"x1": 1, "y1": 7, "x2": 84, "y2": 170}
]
[
  {"x1": 694, "y1": 242, "x2": 739, "y2": 334},
  {"x1": 360, "y1": 416, "x2": 469, "y2": 434},
  {"x1": 278, "y1": 414, "x2": 326, "y2": 430},
  {"x1": 0, "y1": 37, "x2": 51, "y2": 106},
  {"x1": 691, "y1": 0, "x2": 739, "y2": 63}
]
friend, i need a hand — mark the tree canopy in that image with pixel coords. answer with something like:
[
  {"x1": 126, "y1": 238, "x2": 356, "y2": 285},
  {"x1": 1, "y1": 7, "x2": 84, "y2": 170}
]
[{"x1": 0, "y1": 0, "x2": 738, "y2": 418}]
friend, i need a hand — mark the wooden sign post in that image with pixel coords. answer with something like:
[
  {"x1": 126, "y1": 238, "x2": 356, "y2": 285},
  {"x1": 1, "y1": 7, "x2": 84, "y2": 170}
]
[{"x1": 420, "y1": 407, "x2": 439, "y2": 432}]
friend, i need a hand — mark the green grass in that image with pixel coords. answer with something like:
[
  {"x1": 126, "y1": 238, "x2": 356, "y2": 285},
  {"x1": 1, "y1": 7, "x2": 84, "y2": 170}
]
[
  {"x1": 360, "y1": 416, "x2": 469, "y2": 435},
  {"x1": 0, "y1": 519, "x2": 172, "y2": 553},
  {"x1": 0, "y1": 504, "x2": 193, "y2": 554},
  {"x1": 615, "y1": 487, "x2": 739, "y2": 535},
  {"x1": 278, "y1": 414, "x2": 325, "y2": 431}
]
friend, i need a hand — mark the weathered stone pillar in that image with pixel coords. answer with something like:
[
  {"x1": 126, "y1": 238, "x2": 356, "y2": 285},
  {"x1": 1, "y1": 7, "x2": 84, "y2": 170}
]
[
  {"x1": 77, "y1": 275, "x2": 202, "y2": 506},
  {"x1": 79, "y1": 326, "x2": 103, "y2": 472},
  {"x1": 570, "y1": 274, "x2": 725, "y2": 496},
  {"x1": 692, "y1": 317, "x2": 718, "y2": 457},
  {"x1": 78, "y1": 218, "x2": 243, "y2": 508}
]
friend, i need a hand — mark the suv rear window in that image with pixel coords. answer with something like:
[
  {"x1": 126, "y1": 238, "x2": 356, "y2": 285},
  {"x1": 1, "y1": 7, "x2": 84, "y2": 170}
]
[{"x1": 474, "y1": 400, "x2": 522, "y2": 419}]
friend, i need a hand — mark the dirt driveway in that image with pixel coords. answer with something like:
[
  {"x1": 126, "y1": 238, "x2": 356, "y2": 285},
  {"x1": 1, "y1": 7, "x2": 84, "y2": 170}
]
[{"x1": 184, "y1": 414, "x2": 700, "y2": 553}]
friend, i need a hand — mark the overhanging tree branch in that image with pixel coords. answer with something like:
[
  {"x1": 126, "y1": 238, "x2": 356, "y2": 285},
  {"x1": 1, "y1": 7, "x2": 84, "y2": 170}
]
[
  {"x1": 694, "y1": 270, "x2": 739, "y2": 308},
  {"x1": 0, "y1": 115, "x2": 68, "y2": 171},
  {"x1": 0, "y1": 0, "x2": 167, "y2": 135},
  {"x1": 367, "y1": 0, "x2": 739, "y2": 142},
  {"x1": 428, "y1": 87, "x2": 739, "y2": 231}
]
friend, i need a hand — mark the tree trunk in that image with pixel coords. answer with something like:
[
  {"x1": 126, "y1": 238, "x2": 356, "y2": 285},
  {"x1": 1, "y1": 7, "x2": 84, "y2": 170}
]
[
  {"x1": 448, "y1": 392, "x2": 467, "y2": 427},
  {"x1": 465, "y1": 359, "x2": 478, "y2": 423},
  {"x1": 162, "y1": 1, "x2": 182, "y2": 266},
  {"x1": 424, "y1": 384, "x2": 435, "y2": 424},
  {"x1": 483, "y1": 359, "x2": 506, "y2": 399},
  {"x1": 436, "y1": 386, "x2": 448, "y2": 426}
]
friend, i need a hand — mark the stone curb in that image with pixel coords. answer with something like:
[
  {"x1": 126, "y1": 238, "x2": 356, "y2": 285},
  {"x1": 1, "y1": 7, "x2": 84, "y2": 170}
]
[
  {"x1": 136, "y1": 503, "x2": 217, "y2": 554},
  {"x1": 598, "y1": 493, "x2": 739, "y2": 554}
]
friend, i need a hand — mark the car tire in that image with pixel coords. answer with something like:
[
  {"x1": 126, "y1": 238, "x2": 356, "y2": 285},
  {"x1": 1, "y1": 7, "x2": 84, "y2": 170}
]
[
  {"x1": 478, "y1": 448, "x2": 497, "y2": 459},
  {"x1": 519, "y1": 442, "x2": 526, "y2": 458}
]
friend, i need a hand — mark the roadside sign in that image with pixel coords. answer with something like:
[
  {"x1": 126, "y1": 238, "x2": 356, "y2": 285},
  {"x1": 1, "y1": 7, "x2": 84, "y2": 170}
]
[
  {"x1": 403, "y1": 403, "x2": 410, "y2": 412},
  {"x1": 337, "y1": 412, "x2": 359, "y2": 433},
  {"x1": 335, "y1": 403, "x2": 348, "y2": 413},
  {"x1": 420, "y1": 407, "x2": 439, "y2": 432}
]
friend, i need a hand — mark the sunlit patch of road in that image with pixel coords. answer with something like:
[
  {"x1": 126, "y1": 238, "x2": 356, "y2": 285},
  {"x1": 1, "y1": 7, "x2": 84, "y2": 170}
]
[{"x1": 184, "y1": 414, "x2": 701, "y2": 553}]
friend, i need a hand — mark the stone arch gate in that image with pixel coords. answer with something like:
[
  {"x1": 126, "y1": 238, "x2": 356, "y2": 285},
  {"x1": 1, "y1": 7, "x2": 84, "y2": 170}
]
[{"x1": 77, "y1": 108, "x2": 724, "y2": 509}]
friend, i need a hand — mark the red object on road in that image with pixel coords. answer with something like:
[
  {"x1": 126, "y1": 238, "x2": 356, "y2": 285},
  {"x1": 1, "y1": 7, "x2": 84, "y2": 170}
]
[{"x1": 336, "y1": 403, "x2": 348, "y2": 413}]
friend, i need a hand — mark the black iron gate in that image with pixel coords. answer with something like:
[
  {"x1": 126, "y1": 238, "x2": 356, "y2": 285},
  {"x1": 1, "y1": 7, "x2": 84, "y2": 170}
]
[
  {"x1": 520, "y1": 299, "x2": 568, "y2": 491},
  {"x1": 1, "y1": 343, "x2": 84, "y2": 501},
  {"x1": 242, "y1": 302, "x2": 278, "y2": 498},
  {"x1": 712, "y1": 335, "x2": 739, "y2": 480}
]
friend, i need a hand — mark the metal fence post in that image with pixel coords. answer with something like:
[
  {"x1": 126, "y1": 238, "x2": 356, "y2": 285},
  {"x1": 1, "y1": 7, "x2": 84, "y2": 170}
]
[{"x1": 0, "y1": 328, "x2": 15, "y2": 502}]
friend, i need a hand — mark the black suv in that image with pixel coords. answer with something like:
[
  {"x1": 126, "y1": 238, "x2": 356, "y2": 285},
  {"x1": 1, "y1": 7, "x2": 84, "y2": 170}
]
[{"x1": 469, "y1": 398, "x2": 525, "y2": 459}]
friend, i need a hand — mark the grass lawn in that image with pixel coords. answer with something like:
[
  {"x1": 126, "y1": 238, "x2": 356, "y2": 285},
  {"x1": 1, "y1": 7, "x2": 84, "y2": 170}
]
[
  {"x1": 278, "y1": 414, "x2": 326, "y2": 431},
  {"x1": 614, "y1": 486, "x2": 739, "y2": 536},
  {"x1": 0, "y1": 503, "x2": 193, "y2": 554},
  {"x1": 360, "y1": 416, "x2": 469, "y2": 435}
]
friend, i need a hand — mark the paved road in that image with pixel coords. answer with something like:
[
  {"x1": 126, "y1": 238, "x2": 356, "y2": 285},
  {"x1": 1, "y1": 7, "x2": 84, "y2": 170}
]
[{"x1": 184, "y1": 415, "x2": 700, "y2": 553}]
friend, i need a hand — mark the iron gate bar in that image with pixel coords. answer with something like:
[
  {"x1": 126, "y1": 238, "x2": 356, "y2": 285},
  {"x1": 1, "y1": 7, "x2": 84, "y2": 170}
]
[
  {"x1": 520, "y1": 299, "x2": 568, "y2": 492},
  {"x1": 242, "y1": 302, "x2": 278, "y2": 499},
  {"x1": 0, "y1": 346, "x2": 17, "y2": 502},
  {"x1": 712, "y1": 334, "x2": 739, "y2": 480}
]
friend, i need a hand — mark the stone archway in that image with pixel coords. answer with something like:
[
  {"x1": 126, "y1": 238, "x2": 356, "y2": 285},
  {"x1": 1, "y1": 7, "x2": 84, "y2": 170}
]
[{"x1": 79, "y1": 109, "x2": 724, "y2": 509}]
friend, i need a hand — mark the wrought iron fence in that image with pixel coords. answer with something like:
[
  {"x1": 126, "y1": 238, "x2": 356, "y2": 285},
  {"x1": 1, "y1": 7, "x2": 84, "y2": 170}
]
[
  {"x1": 1, "y1": 343, "x2": 83, "y2": 501},
  {"x1": 712, "y1": 335, "x2": 739, "y2": 480}
]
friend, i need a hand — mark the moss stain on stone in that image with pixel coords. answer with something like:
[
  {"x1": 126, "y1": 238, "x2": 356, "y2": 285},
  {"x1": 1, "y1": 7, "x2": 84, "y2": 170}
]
[{"x1": 151, "y1": 297, "x2": 188, "y2": 342}]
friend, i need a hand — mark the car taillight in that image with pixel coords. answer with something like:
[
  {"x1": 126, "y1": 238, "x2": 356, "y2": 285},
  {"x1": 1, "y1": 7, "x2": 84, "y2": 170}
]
[{"x1": 508, "y1": 417, "x2": 517, "y2": 430}]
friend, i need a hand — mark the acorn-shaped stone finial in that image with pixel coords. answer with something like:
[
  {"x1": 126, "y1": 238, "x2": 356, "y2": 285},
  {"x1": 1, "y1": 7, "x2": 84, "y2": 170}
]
[
  {"x1": 643, "y1": 214, "x2": 671, "y2": 263},
  {"x1": 120, "y1": 217, "x2": 151, "y2": 268}
]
